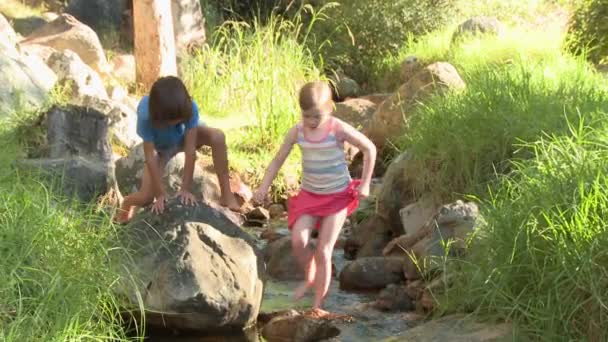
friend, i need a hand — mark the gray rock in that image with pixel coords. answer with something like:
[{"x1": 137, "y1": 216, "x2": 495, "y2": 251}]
[
  {"x1": 47, "y1": 49, "x2": 108, "y2": 100},
  {"x1": 452, "y1": 16, "x2": 505, "y2": 42},
  {"x1": 123, "y1": 200, "x2": 265, "y2": 332},
  {"x1": 16, "y1": 156, "x2": 114, "y2": 202},
  {"x1": 373, "y1": 284, "x2": 414, "y2": 312},
  {"x1": 47, "y1": 105, "x2": 112, "y2": 162},
  {"x1": 339, "y1": 257, "x2": 405, "y2": 291},
  {"x1": 0, "y1": 39, "x2": 57, "y2": 116},
  {"x1": 21, "y1": 14, "x2": 110, "y2": 74}
]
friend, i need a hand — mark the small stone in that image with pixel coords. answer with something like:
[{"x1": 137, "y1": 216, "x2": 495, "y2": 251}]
[
  {"x1": 247, "y1": 206, "x2": 270, "y2": 221},
  {"x1": 268, "y1": 203, "x2": 285, "y2": 219}
]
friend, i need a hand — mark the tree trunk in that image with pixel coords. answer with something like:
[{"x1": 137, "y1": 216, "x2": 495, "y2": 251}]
[{"x1": 133, "y1": 0, "x2": 177, "y2": 91}]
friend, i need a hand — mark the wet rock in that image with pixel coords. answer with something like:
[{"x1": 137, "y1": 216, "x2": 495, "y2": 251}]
[
  {"x1": 339, "y1": 257, "x2": 405, "y2": 291},
  {"x1": 373, "y1": 284, "x2": 414, "y2": 312},
  {"x1": 260, "y1": 228, "x2": 285, "y2": 243},
  {"x1": 261, "y1": 311, "x2": 341, "y2": 342}
]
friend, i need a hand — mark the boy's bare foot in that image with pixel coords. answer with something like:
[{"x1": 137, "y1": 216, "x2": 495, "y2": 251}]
[
  {"x1": 293, "y1": 282, "x2": 312, "y2": 301},
  {"x1": 220, "y1": 192, "x2": 242, "y2": 212},
  {"x1": 113, "y1": 206, "x2": 134, "y2": 224}
]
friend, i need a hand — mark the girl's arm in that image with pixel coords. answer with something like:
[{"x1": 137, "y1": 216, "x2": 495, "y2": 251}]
[
  {"x1": 336, "y1": 119, "x2": 377, "y2": 196},
  {"x1": 253, "y1": 127, "x2": 297, "y2": 202}
]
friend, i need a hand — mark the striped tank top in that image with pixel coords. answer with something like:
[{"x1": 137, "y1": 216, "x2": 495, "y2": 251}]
[{"x1": 297, "y1": 118, "x2": 351, "y2": 194}]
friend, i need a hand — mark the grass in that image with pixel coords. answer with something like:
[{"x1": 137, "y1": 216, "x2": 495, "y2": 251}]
[
  {"x1": 389, "y1": 23, "x2": 608, "y2": 199},
  {"x1": 0, "y1": 109, "x2": 140, "y2": 341},
  {"x1": 384, "y1": 15, "x2": 608, "y2": 342},
  {"x1": 441, "y1": 117, "x2": 608, "y2": 340},
  {"x1": 181, "y1": 11, "x2": 327, "y2": 198},
  {"x1": 0, "y1": 0, "x2": 46, "y2": 19}
]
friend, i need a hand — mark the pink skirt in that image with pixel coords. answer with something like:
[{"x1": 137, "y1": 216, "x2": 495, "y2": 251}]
[{"x1": 287, "y1": 180, "x2": 361, "y2": 230}]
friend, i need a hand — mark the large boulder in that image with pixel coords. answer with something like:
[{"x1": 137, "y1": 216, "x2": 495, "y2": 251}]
[
  {"x1": 365, "y1": 62, "x2": 465, "y2": 150},
  {"x1": 172, "y1": 0, "x2": 207, "y2": 51},
  {"x1": 123, "y1": 200, "x2": 265, "y2": 332},
  {"x1": 66, "y1": 0, "x2": 127, "y2": 34},
  {"x1": 339, "y1": 257, "x2": 405, "y2": 291},
  {"x1": 21, "y1": 14, "x2": 110, "y2": 74},
  {"x1": 47, "y1": 49, "x2": 108, "y2": 100},
  {"x1": 73, "y1": 95, "x2": 140, "y2": 149},
  {"x1": 333, "y1": 99, "x2": 377, "y2": 131},
  {"x1": 16, "y1": 105, "x2": 116, "y2": 201},
  {"x1": 0, "y1": 15, "x2": 57, "y2": 117},
  {"x1": 452, "y1": 16, "x2": 505, "y2": 42},
  {"x1": 384, "y1": 314, "x2": 513, "y2": 342},
  {"x1": 114, "y1": 144, "x2": 244, "y2": 224}
]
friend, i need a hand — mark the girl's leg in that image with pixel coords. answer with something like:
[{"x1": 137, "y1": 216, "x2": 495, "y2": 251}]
[
  {"x1": 291, "y1": 214, "x2": 317, "y2": 300},
  {"x1": 115, "y1": 154, "x2": 158, "y2": 223},
  {"x1": 312, "y1": 208, "x2": 348, "y2": 311},
  {"x1": 195, "y1": 126, "x2": 240, "y2": 211}
]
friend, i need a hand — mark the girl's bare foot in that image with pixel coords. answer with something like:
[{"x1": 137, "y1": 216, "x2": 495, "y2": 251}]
[
  {"x1": 307, "y1": 308, "x2": 331, "y2": 319},
  {"x1": 293, "y1": 281, "x2": 312, "y2": 301},
  {"x1": 220, "y1": 192, "x2": 242, "y2": 212}
]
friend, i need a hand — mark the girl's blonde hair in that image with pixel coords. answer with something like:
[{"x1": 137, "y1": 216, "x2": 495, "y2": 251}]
[{"x1": 299, "y1": 81, "x2": 334, "y2": 112}]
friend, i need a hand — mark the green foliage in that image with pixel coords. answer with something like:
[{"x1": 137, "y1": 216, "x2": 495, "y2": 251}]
[
  {"x1": 0, "y1": 116, "x2": 137, "y2": 341},
  {"x1": 311, "y1": 0, "x2": 456, "y2": 86},
  {"x1": 565, "y1": 0, "x2": 608, "y2": 64},
  {"x1": 443, "y1": 119, "x2": 608, "y2": 340}
]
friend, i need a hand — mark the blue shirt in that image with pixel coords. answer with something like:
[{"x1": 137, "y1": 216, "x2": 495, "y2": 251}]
[{"x1": 136, "y1": 96, "x2": 200, "y2": 150}]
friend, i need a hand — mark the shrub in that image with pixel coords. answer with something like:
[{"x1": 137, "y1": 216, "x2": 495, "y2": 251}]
[{"x1": 565, "y1": 0, "x2": 608, "y2": 64}]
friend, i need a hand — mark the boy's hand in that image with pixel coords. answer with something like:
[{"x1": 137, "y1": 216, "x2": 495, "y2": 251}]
[
  {"x1": 252, "y1": 189, "x2": 266, "y2": 205},
  {"x1": 176, "y1": 189, "x2": 197, "y2": 206},
  {"x1": 151, "y1": 194, "x2": 166, "y2": 215},
  {"x1": 356, "y1": 182, "x2": 370, "y2": 199}
]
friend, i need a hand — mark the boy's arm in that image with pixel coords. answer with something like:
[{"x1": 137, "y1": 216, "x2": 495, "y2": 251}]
[
  {"x1": 254, "y1": 127, "x2": 297, "y2": 201},
  {"x1": 143, "y1": 142, "x2": 165, "y2": 198},
  {"x1": 336, "y1": 119, "x2": 377, "y2": 191},
  {"x1": 181, "y1": 127, "x2": 197, "y2": 192}
]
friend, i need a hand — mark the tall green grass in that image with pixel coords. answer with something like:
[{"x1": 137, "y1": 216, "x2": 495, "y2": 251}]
[
  {"x1": 392, "y1": 24, "x2": 608, "y2": 198},
  {"x1": 0, "y1": 115, "x2": 137, "y2": 341},
  {"x1": 181, "y1": 12, "x2": 325, "y2": 194},
  {"x1": 390, "y1": 20, "x2": 608, "y2": 341},
  {"x1": 442, "y1": 118, "x2": 608, "y2": 340}
]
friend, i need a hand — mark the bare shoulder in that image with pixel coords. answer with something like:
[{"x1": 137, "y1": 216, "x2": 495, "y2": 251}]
[{"x1": 285, "y1": 125, "x2": 299, "y2": 144}]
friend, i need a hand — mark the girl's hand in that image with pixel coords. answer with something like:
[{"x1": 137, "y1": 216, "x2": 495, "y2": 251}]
[
  {"x1": 252, "y1": 189, "x2": 267, "y2": 205},
  {"x1": 151, "y1": 194, "x2": 166, "y2": 214},
  {"x1": 176, "y1": 189, "x2": 197, "y2": 206},
  {"x1": 356, "y1": 182, "x2": 370, "y2": 199}
]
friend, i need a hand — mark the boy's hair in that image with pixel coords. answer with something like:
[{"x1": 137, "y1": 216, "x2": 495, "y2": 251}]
[
  {"x1": 299, "y1": 81, "x2": 334, "y2": 112},
  {"x1": 149, "y1": 76, "x2": 192, "y2": 125}
]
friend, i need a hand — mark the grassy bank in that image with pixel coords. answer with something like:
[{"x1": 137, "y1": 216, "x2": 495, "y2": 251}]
[
  {"x1": 0, "y1": 113, "x2": 136, "y2": 341},
  {"x1": 389, "y1": 21, "x2": 608, "y2": 341}
]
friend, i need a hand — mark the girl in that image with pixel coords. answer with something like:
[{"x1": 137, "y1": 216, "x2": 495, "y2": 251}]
[
  {"x1": 115, "y1": 76, "x2": 241, "y2": 223},
  {"x1": 253, "y1": 81, "x2": 376, "y2": 316}
]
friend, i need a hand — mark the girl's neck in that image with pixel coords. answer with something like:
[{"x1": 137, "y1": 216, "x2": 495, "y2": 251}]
[{"x1": 302, "y1": 117, "x2": 333, "y2": 142}]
